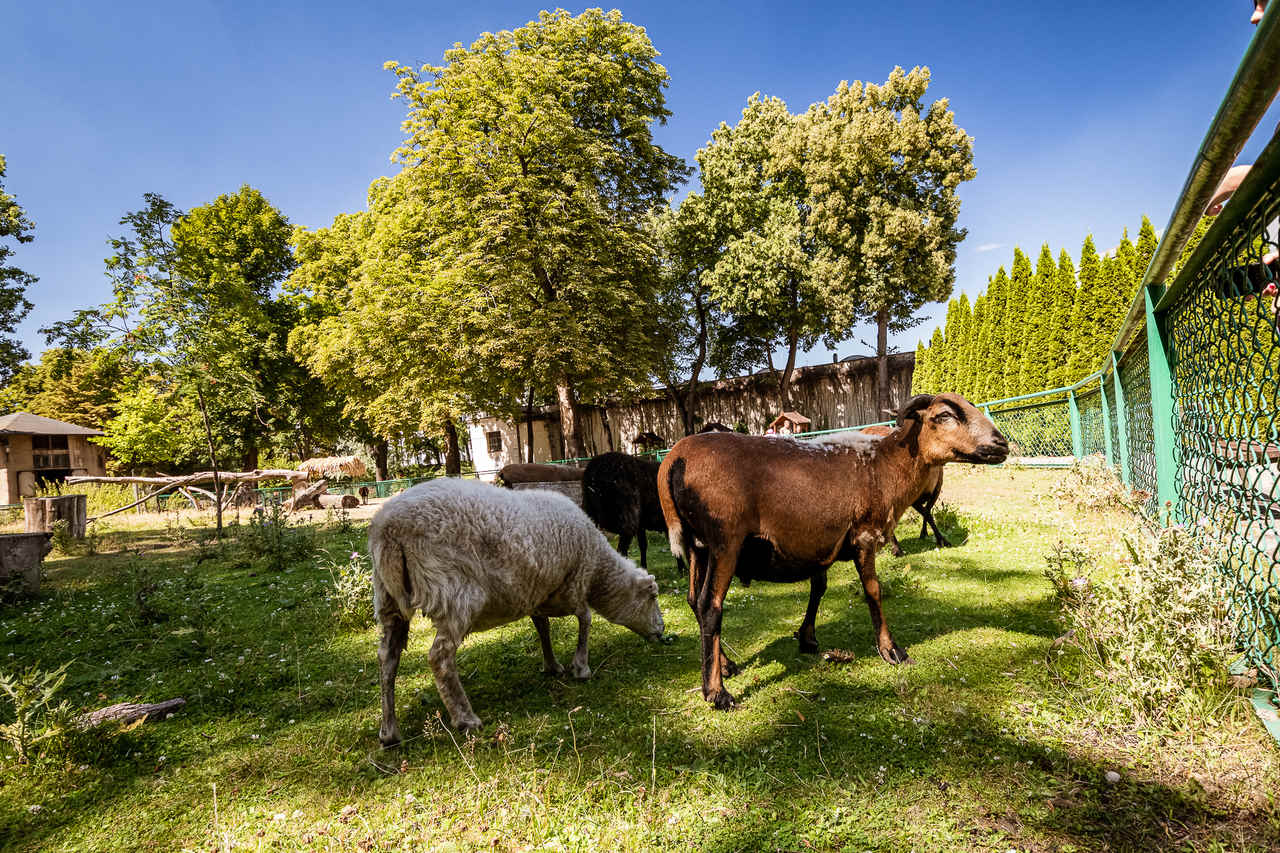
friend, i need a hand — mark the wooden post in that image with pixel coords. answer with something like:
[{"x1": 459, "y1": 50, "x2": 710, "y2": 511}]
[{"x1": 24, "y1": 494, "x2": 88, "y2": 539}]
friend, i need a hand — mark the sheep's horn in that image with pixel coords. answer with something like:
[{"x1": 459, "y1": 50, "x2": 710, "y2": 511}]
[{"x1": 897, "y1": 395, "x2": 935, "y2": 426}]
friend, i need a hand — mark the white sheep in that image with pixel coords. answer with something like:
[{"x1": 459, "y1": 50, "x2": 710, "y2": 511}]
[{"x1": 370, "y1": 477, "x2": 665, "y2": 745}]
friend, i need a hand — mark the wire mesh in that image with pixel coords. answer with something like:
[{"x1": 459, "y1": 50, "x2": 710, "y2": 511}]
[
  {"x1": 1118, "y1": 341, "x2": 1158, "y2": 512},
  {"x1": 1164, "y1": 171, "x2": 1280, "y2": 695},
  {"x1": 987, "y1": 397, "x2": 1074, "y2": 461},
  {"x1": 1077, "y1": 382, "x2": 1107, "y2": 457}
]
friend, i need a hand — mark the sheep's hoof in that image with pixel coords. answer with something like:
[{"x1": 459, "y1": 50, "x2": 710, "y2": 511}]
[
  {"x1": 797, "y1": 640, "x2": 820, "y2": 655},
  {"x1": 543, "y1": 663, "x2": 566, "y2": 677},
  {"x1": 890, "y1": 545, "x2": 904, "y2": 558},
  {"x1": 707, "y1": 689, "x2": 737, "y2": 711},
  {"x1": 879, "y1": 642, "x2": 914, "y2": 665},
  {"x1": 379, "y1": 734, "x2": 402, "y2": 750},
  {"x1": 721, "y1": 657, "x2": 742, "y2": 678},
  {"x1": 570, "y1": 663, "x2": 591, "y2": 680}
]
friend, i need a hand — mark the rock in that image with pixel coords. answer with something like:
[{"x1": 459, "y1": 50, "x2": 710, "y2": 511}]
[{"x1": 1104, "y1": 770, "x2": 1121, "y2": 784}]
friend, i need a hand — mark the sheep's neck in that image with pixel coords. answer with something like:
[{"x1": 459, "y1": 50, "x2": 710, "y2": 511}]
[{"x1": 854, "y1": 430, "x2": 934, "y2": 521}]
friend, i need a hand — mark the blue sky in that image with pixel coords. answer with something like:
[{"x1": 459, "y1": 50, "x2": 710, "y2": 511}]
[{"x1": 2, "y1": 0, "x2": 1277, "y2": 368}]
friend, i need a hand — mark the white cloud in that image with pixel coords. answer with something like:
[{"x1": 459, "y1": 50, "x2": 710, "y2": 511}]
[{"x1": 975, "y1": 242, "x2": 1003, "y2": 253}]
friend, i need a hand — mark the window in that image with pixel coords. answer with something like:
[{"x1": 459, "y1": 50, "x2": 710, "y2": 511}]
[
  {"x1": 31, "y1": 435, "x2": 68, "y2": 451},
  {"x1": 486, "y1": 431, "x2": 503, "y2": 454}
]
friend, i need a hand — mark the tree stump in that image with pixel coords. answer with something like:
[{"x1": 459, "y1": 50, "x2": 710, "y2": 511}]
[
  {"x1": 317, "y1": 493, "x2": 359, "y2": 509},
  {"x1": 0, "y1": 532, "x2": 52, "y2": 594},
  {"x1": 24, "y1": 494, "x2": 88, "y2": 539}
]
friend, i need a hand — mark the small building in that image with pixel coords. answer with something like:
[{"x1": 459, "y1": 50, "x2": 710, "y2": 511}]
[
  {"x1": 0, "y1": 413, "x2": 107, "y2": 504},
  {"x1": 769, "y1": 411, "x2": 812, "y2": 435}
]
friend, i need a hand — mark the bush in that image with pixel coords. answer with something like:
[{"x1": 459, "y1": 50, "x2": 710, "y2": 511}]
[
  {"x1": 1049, "y1": 455, "x2": 1148, "y2": 514},
  {"x1": 34, "y1": 481, "x2": 135, "y2": 517},
  {"x1": 1046, "y1": 517, "x2": 1234, "y2": 725}
]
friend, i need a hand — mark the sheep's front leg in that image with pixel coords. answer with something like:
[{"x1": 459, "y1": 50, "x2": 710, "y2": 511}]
[
  {"x1": 855, "y1": 542, "x2": 912, "y2": 665},
  {"x1": 428, "y1": 629, "x2": 481, "y2": 733},
  {"x1": 795, "y1": 568, "x2": 828, "y2": 653},
  {"x1": 531, "y1": 616, "x2": 564, "y2": 676},
  {"x1": 378, "y1": 609, "x2": 411, "y2": 748},
  {"x1": 569, "y1": 607, "x2": 592, "y2": 679},
  {"x1": 687, "y1": 547, "x2": 739, "y2": 677}
]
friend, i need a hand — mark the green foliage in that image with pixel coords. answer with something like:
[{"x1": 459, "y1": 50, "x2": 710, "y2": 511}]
[
  {"x1": 0, "y1": 155, "x2": 35, "y2": 383},
  {"x1": 1047, "y1": 517, "x2": 1235, "y2": 725},
  {"x1": 0, "y1": 662, "x2": 71, "y2": 764},
  {"x1": 0, "y1": 348, "x2": 137, "y2": 430}
]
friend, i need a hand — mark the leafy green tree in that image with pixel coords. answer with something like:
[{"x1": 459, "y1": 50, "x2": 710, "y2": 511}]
[
  {"x1": 916, "y1": 327, "x2": 945, "y2": 393},
  {"x1": 1135, "y1": 215, "x2": 1159, "y2": 280},
  {"x1": 981, "y1": 266, "x2": 1011, "y2": 399},
  {"x1": 796, "y1": 66, "x2": 976, "y2": 412},
  {"x1": 0, "y1": 156, "x2": 36, "y2": 383},
  {"x1": 0, "y1": 347, "x2": 137, "y2": 428},
  {"x1": 965, "y1": 294, "x2": 988, "y2": 398},
  {"x1": 696, "y1": 94, "x2": 825, "y2": 411},
  {"x1": 912, "y1": 340, "x2": 930, "y2": 394},
  {"x1": 384, "y1": 9, "x2": 687, "y2": 458}
]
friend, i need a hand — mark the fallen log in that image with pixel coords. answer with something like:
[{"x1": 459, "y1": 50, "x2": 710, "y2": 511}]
[
  {"x1": 77, "y1": 697, "x2": 186, "y2": 729},
  {"x1": 317, "y1": 493, "x2": 359, "y2": 509},
  {"x1": 285, "y1": 479, "x2": 328, "y2": 511}
]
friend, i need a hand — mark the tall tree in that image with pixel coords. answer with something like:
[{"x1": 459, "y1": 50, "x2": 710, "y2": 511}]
[
  {"x1": 697, "y1": 94, "x2": 824, "y2": 411},
  {"x1": 384, "y1": 9, "x2": 687, "y2": 458},
  {"x1": 1017, "y1": 244, "x2": 1059, "y2": 394},
  {"x1": 1003, "y1": 248, "x2": 1033, "y2": 395},
  {"x1": 1046, "y1": 249, "x2": 1078, "y2": 390},
  {"x1": 796, "y1": 66, "x2": 976, "y2": 413},
  {"x1": 982, "y1": 266, "x2": 1011, "y2": 399},
  {"x1": 0, "y1": 347, "x2": 137, "y2": 429},
  {"x1": 965, "y1": 294, "x2": 987, "y2": 398},
  {"x1": 0, "y1": 156, "x2": 36, "y2": 383},
  {"x1": 1066, "y1": 235, "x2": 1103, "y2": 381},
  {"x1": 1135, "y1": 215, "x2": 1159, "y2": 280}
]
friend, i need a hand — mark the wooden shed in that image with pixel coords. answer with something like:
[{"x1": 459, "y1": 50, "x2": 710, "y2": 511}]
[
  {"x1": 0, "y1": 412, "x2": 106, "y2": 504},
  {"x1": 768, "y1": 411, "x2": 812, "y2": 435}
]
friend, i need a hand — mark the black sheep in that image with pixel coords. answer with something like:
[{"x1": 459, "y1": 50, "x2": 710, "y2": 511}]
[{"x1": 581, "y1": 452, "x2": 667, "y2": 568}]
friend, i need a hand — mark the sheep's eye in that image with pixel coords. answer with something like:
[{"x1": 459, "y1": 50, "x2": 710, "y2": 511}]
[{"x1": 935, "y1": 412, "x2": 953, "y2": 422}]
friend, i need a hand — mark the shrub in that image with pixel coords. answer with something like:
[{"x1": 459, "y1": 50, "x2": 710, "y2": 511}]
[
  {"x1": 1049, "y1": 455, "x2": 1148, "y2": 514},
  {"x1": 1046, "y1": 517, "x2": 1234, "y2": 724}
]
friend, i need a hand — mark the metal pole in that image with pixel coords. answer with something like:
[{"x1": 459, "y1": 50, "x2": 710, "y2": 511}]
[
  {"x1": 1110, "y1": 352, "x2": 1131, "y2": 486},
  {"x1": 1068, "y1": 390, "x2": 1083, "y2": 459},
  {"x1": 1144, "y1": 283, "x2": 1182, "y2": 521},
  {"x1": 1099, "y1": 375, "x2": 1114, "y2": 466}
]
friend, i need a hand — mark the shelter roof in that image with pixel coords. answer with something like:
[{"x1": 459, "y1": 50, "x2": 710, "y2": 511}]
[{"x1": 0, "y1": 412, "x2": 103, "y2": 436}]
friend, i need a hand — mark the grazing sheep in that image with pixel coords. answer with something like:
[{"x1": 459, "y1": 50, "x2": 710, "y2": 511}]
[
  {"x1": 497, "y1": 463, "x2": 585, "y2": 487},
  {"x1": 658, "y1": 393, "x2": 1008, "y2": 710},
  {"x1": 370, "y1": 478, "x2": 665, "y2": 744},
  {"x1": 860, "y1": 424, "x2": 949, "y2": 556},
  {"x1": 581, "y1": 452, "x2": 667, "y2": 568}
]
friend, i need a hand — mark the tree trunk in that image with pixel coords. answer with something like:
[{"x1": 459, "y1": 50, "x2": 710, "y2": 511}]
[
  {"x1": 194, "y1": 384, "x2": 223, "y2": 538},
  {"x1": 372, "y1": 439, "x2": 389, "y2": 481},
  {"x1": 525, "y1": 387, "x2": 536, "y2": 463},
  {"x1": 555, "y1": 379, "x2": 586, "y2": 460},
  {"x1": 241, "y1": 441, "x2": 258, "y2": 472},
  {"x1": 780, "y1": 334, "x2": 799, "y2": 413},
  {"x1": 600, "y1": 407, "x2": 614, "y2": 452},
  {"x1": 876, "y1": 309, "x2": 891, "y2": 417},
  {"x1": 443, "y1": 419, "x2": 462, "y2": 477}
]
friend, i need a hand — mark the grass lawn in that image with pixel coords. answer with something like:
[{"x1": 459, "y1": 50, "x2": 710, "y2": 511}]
[{"x1": 1, "y1": 467, "x2": 1277, "y2": 852}]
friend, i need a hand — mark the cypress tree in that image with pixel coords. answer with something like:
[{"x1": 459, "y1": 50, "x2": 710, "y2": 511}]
[
  {"x1": 1017, "y1": 244, "x2": 1058, "y2": 393},
  {"x1": 1003, "y1": 248, "x2": 1033, "y2": 395},
  {"x1": 967, "y1": 294, "x2": 988, "y2": 400},
  {"x1": 1135, "y1": 215, "x2": 1158, "y2": 280},
  {"x1": 937, "y1": 298, "x2": 962, "y2": 390},
  {"x1": 1047, "y1": 249, "x2": 1078, "y2": 389},
  {"x1": 985, "y1": 266, "x2": 1011, "y2": 398},
  {"x1": 950, "y1": 294, "x2": 973, "y2": 393},
  {"x1": 1066, "y1": 235, "x2": 1102, "y2": 381},
  {"x1": 912, "y1": 340, "x2": 930, "y2": 394},
  {"x1": 924, "y1": 327, "x2": 945, "y2": 392}
]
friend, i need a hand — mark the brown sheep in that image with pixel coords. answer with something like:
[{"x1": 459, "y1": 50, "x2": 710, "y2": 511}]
[
  {"x1": 657, "y1": 393, "x2": 1007, "y2": 710},
  {"x1": 860, "y1": 424, "x2": 949, "y2": 556},
  {"x1": 497, "y1": 463, "x2": 585, "y2": 487}
]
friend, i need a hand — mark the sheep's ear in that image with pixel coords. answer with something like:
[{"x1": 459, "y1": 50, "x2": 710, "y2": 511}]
[{"x1": 897, "y1": 395, "x2": 935, "y2": 426}]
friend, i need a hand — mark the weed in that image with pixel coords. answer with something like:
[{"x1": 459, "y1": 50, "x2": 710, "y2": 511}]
[
  {"x1": 0, "y1": 662, "x2": 71, "y2": 764},
  {"x1": 240, "y1": 502, "x2": 313, "y2": 572},
  {"x1": 878, "y1": 562, "x2": 927, "y2": 598},
  {"x1": 323, "y1": 547, "x2": 374, "y2": 628}
]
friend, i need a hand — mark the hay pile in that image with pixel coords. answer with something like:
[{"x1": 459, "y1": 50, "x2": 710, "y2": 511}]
[{"x1": 297, "y1": 455, "x2": 367, "y2": 480}]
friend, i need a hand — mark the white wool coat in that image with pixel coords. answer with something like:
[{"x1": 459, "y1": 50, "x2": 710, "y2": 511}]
[{"x1": 370, "y1": 478, "x2": 645, "y2": 632}]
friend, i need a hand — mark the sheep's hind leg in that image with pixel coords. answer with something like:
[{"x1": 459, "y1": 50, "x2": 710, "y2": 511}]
[
  {"x1": 428, "y1": 629, "x2": 482, "y2": 733},
  {"x1": 698, "y1": 542, "x2": 742, "y2": 710},
  {"x1": 918, "y1": 493, "x2": 951, "y2": 548},
  {"x1": 569, "y1": 607, "x2": 592, "y2": 679},
  {"x1": 795, "y1": 569, "x2": 828, "y2": 654},
  {"x1": 531, "y1": 616, "x2": 564, "y2": 676},
  {"x1": 377, "y1": 609, "x2": 411, "y2": 748},
  {"x1": 687, "y1": 549, "x2": 738, "y2": 677}
]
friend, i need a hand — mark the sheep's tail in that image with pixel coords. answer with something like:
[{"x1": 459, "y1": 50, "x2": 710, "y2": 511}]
[
  {"x1": 663, "y1": 460, "x2": 690, "y2": 569},
  {"x1": 370, "y1": 525, "x2": 414, "y2": 622}
]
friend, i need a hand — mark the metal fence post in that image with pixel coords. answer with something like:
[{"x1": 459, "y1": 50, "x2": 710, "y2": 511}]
[
  {"x1": 1109, "y1": 352, "x2": 1132, "y2": 486},
  {"x1": 1144, "y1": 283, "x2": 1181, "y2": 521},
  {"x1": 1067, "y1": 390, "x2": 1083, "y2": 458},
  {"x1": 1099, "y1": 376, "x2": 1114, "y2": 465}
]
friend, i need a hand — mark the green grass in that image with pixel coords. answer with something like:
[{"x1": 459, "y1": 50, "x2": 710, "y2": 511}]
[{"x1": 1, "y1": 468, "x2": 1277, "y2": 852}]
